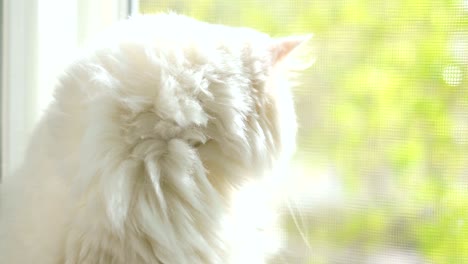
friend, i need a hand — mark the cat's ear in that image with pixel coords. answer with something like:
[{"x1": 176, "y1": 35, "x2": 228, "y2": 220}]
[{"x1": 269, "y1": 34, "x2": 313, "y2": 66}]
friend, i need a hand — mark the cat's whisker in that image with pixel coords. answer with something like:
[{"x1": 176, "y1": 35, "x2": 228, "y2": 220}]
[{"x1": 286, "y1": 196, "x2": 313, "y2": 252}]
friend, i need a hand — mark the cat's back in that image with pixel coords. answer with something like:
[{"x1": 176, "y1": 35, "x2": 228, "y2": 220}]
[{"x1": 0, "y1": 99, "x2": 84, "y2": 263}]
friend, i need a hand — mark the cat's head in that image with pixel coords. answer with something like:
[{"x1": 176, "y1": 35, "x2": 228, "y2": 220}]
[{"x1": 84, "y1": 13, "x2": 310, "y2": 192}]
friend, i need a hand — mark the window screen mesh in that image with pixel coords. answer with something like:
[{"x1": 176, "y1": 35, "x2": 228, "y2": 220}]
[{"x1": 139, "y1": 1, "x2": 468, "y2": 263}]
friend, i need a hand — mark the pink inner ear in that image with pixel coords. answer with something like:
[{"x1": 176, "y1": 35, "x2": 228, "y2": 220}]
[{"x1": 270, "y1": 35, "x2": 312, "y2": 64}]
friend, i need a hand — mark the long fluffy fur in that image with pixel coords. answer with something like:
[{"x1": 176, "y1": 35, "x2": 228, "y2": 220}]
[{"x1": 0, "y1": 14, "x2": 304, "y2": 263}]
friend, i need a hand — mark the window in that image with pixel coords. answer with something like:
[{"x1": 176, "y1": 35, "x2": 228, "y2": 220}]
[
  {"x1": 2, "y1": 1, "x2": 467, "y2": 262},
  {"x1": 1, "y1": 0, "x2": 130, "y2": 179},
  {"x1": 0, "y1": 0, "x2": 3, "y2": 180},
  {"x1": 137, "y1": 1, "x2": 468, "y2": 263}
]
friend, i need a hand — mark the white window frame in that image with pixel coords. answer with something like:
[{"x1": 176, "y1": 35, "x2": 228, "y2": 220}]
[{"x1": 1, "y1": 0, "x2": 132, "y2": 181}]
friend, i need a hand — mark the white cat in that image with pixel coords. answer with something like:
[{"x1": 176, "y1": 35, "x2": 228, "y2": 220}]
[{"x1": 0, "y1": 13, "x2": 309, "y2": 264}]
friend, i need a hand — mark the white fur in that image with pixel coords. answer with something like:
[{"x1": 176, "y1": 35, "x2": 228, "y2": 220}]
[{"x1": 0, "y1": 14, "x2": 305, "y2": 264}]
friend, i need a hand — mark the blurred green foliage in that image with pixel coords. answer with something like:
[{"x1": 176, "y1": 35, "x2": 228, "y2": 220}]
[{"x1": 141, "y1": 0, "x2": 468, "y2": 263}]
